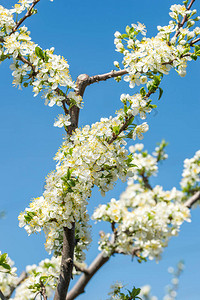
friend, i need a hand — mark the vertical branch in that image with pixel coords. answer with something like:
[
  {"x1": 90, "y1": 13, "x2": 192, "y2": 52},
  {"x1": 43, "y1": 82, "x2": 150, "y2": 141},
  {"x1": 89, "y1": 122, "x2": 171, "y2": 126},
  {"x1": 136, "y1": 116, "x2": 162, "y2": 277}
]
[
  {"x1": 54, "y1": 74, "x2": 90, "y2": 300},
  {"x1": 54, "y1": 225, "x2": 75, "y2": 299}
]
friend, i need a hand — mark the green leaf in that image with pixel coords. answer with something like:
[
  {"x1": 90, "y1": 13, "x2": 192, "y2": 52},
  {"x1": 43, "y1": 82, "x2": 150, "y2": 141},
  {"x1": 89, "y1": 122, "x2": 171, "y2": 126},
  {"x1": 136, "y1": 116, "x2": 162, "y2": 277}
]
[
  {"x1": 35, "y1": 46, "x2": 45, "y2": 60},
  {"x1": 121, "y1": 34, "x2": 128, "y2": 39},
  {"x1": 195, "y1": 50, "x2": 200, "y2": 56},
  {"x1": 69, "y1": 148, "x2": 73, "y2": 156},
  {"x1": 124, "y1": 105, "x2": 128, "y2": 113},
  {"x1": 148, "y1": 104, "x2": 157, "y2": 109},
  {"x1": 127, "y1": 117, "x2": 135, "y2": 127},
  {"x1": 67, "y1": 168, "x2": 71, "y2": 180},
  {"x1": 158, "y1": 87, "x2": 163, "y2": 100},
  {"x1": 44, "y1": 51, "x2": 49, "y2": 63},
  {"x1": 113, "y1": 126, "x2": 120, "y2": 135},
  {"x1": 68, "y1": 179, "x2": 76, "y2": 187},
  {"x1": 194, "y1": 45, "x2": 200, "y2": 52},
  {"x1": 125, "y1": 26, "x2": 131, "y2": 34},
  {"x1": 0, "y1": 263, "x2": 11, "y2": 271},
  {"x1": 24, "y1": 211, "x2": 36, "y2": 222},
  {"x1": 0, "y1": 253, "x2": 7, "y2": 263},
  {"x1": 191, "y1": 54, "x2": 197, "y2": 61},
  {"x1": 23, "y1": 82, "x2": 29, "y2": 88},
  {"x1": 153, "y1": 75, "x2": 161, "y2": 86},
  {"x1": 140, "y1": 87, "x2": 146, "y2": 97}
]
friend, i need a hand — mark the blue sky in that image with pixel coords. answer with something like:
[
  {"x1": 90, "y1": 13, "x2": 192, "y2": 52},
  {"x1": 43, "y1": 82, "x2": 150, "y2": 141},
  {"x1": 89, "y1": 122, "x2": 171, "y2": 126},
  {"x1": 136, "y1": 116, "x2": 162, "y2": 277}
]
[{"x1": 0, "y1": 0, "x2": 200, "y2": 299}]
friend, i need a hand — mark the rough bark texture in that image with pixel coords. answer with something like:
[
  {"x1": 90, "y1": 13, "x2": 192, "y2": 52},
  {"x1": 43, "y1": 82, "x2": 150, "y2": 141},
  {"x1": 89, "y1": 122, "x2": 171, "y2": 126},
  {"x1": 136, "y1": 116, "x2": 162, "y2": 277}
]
[
  {"x1": 54, "y1": 74, "x2": 88, "y2": 299},
  {"x1": 66, "y1": 253, "x2": 110, "y2": 300},
  {"x1": 54, "y1": 225, "x2": 75, "y2": 300}
]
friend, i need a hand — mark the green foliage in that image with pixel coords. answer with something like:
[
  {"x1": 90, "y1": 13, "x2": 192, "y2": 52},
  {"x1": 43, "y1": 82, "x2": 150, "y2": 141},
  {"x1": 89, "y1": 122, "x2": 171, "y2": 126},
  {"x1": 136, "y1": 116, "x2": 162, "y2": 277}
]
[
  {"x1": 61, "y1": 168, "x2": 77, "y2": 193},
  {"x1": 35, "y1": 46, "x2": 49, "y2": 62},
  {"x1": 24, "y1": 211, "x2": 36, "y2": 222},
  {"x1": 108, "y1": 283, "x2": 142, "y2": 300},
  {"x1": 0, "y1": 253, "x2": 11, "y2": 273}
]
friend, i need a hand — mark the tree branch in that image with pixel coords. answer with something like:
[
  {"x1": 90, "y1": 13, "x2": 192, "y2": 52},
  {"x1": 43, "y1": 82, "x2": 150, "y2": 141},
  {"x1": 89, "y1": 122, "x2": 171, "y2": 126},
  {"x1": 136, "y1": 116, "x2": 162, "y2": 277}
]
[
  {"x1": 174, "y1": 0, "x2": 196, "y2": 38},
  {"x1": 40, "y1": 282, "x2": 48, "y2": 300},
  {"x1": 141, "y1": 173, "x2": 153, "y2": 190},
  {"x1": 54, "y1": 73, "x2": 87, "y2": 299},
  {"x1": 11, "y1": 0, "x2": 40, "y2": 34},
  {"x1": 185, "y1": 191, "x2": 200, "y2": 208},
  {"x1": 5, "y1": 271, "x2": 27, "y2": 299},
  {"x1": 88, "y1": 69, "x2": 128, "y2": 85},
  {"x1": 108, "y1": 89, "x2": 153, "y2": 144},
  {"x1": 54, "y1": 225, "x2": 75, "y2": 300},
  {"x1": 190, "y1": 37, "x2": 200, "y2": 46},
  {"x1": 72, "y1": 70, "x2": 127, "y2": 99},
  {"x1": 66, "y1": 252, "x2": 110, "y2": 300},
  {"x1": 0, "y1": 290, "x2": 6, "y2": 300},
  {"x1": 73, "y1": 263, "x2": 89, "y2": 274}
]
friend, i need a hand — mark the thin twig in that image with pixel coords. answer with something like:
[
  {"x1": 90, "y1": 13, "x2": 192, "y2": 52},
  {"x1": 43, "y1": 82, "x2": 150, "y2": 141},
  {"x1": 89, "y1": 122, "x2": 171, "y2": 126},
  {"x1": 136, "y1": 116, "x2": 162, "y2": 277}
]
[
  {"x1": 5, "y1": 271, "x2": 27, "y2": 298},
  {"x1": 11, "y1": 0, "x2": 40, "y2": 34},
  {"x1": 174, "y1": 0, "x2": 196, "y2": 38},
  {"x1": 40, "y1": 282, "x2": 48, "y2": 300},
  {"x1": 185, "y1": 191, "x2": 200, "y2": 208},
  {"x1": 190, "y1": 37, "x2": 200, "y2": 46},
  {"x1": 108, "y1": 89, "x2": 154, "y2": 144}
]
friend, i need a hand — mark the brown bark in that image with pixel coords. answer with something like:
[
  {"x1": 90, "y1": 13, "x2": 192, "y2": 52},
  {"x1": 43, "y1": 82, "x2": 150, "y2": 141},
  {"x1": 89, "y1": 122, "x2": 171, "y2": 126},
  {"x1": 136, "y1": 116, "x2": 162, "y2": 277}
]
[
  {"x1": 54, "y1": 225, "x2": 75, "y2": 300},
  {"x1": 0, "y1": 290, "x2": 6, "y2": 300},
  {"x1": 66, "y1": 253, "x2": 110, "y2": 300}
]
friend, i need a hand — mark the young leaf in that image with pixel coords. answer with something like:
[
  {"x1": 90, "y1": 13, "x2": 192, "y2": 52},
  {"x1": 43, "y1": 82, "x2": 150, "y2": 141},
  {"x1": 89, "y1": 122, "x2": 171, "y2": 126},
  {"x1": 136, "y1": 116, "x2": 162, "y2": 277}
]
[
  {"x1": 35, "y1": 46, "x2": 45, "y2": 60},
  {"x1": 158, "y1": 87, "x2": 163, "y2": 100}
]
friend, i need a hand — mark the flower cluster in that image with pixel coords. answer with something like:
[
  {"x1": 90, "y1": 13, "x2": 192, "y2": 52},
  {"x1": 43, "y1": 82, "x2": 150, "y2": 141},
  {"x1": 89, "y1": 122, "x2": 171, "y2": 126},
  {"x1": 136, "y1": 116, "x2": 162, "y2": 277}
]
[
  {"x1": 0, "y1": 253, "x2": 85, "y2": 300},
  {"x1": 1, "y1": 0, "x2": 199, "y2": 273},
  {"x1": 0, "y1": 3, "x2": 75, "y2": 115},
  {"x1": 180, "y1": 150, "x2": 200, "y2": 195},
  {"x1": 18, "y1": 117, "x2": 135, "y2": 259},
  {"x1": 93, "y1": 143, "x2": 192, "y2": 260},
  {"x1": 114, "y1": 5, "x2": 200, "y2": 89},
  {"x1": 108, "y1": 282, "x2": 141, "y2": 300},
  {"x1": 11, "y1": 256, "x2": 60, "y2": 300},
  {"x1": 0, "y1": 5, "x2": 15, "y2": 36},
  {"x1": 0, "y1": 252, "x2": 17, "y2": 297}
]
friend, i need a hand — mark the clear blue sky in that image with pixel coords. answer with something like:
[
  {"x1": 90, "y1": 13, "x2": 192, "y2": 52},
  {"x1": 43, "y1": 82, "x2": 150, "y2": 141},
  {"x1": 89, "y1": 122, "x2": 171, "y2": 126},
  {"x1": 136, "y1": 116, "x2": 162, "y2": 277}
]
[{"x1": 0, "y1": 0, "x2": 200, "y2": 299}]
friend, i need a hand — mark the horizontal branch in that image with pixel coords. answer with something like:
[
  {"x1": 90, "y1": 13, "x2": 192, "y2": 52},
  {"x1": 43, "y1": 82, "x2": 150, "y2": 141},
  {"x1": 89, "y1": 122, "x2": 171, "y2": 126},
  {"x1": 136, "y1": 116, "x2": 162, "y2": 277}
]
[
  {"x1": 88, "y1": 69, "x2": 128, "y2": 85},
  {"x1": 75, "y1": 69, "x2": 128, "y2": 98},
  {"x1": 185, "y1": 190, "x2": 200, "y2": 208}
]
